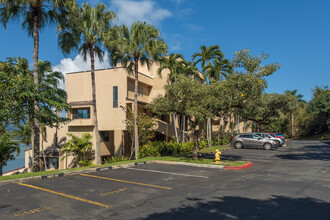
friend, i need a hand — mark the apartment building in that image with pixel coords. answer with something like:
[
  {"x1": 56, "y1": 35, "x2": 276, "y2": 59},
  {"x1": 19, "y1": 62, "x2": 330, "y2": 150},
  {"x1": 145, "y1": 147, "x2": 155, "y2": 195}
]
[{"x1": 24, "y1": 61, "x2": 250, "y2": 171}]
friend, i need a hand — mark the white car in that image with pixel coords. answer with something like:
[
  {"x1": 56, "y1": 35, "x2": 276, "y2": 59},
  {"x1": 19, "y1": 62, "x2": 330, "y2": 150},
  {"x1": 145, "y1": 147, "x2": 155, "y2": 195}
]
[{"x1": 250, "y1": 132, "x2": 285, "y2": 146}]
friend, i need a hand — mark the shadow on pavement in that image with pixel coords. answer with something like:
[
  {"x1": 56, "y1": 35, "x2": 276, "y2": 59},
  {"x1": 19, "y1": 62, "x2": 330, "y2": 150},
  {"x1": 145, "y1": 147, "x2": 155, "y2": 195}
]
[
  {"x1": 276, "y1": 143, "x2": 330, "y2": 161},
  {"x1": 276, "y1": 153, "x2": 330, "y2": 161},
  {"x1": 143, "y1": 195, "x2": 330, "y2": 220}
]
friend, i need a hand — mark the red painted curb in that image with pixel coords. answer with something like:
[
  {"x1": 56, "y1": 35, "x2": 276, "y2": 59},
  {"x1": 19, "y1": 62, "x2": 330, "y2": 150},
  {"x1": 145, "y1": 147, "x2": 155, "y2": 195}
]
[{"x1": 224, "y1": 162, "x2": 253, "y2": 170}]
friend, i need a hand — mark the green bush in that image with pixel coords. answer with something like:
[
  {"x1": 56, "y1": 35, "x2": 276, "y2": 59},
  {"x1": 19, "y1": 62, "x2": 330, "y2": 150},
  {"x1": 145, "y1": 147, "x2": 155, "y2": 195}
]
[
  {"x1": 198, "y1": 140, "x2": 208, "y2": 149},
  {"x1": 139, "y1": 140, "x2": 194, "y2": 158}
]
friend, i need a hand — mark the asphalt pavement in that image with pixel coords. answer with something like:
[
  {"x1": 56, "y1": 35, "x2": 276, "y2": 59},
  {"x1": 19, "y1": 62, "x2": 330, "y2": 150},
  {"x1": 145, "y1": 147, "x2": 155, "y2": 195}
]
[{"x1": 0, "y1": 140, "x2": 329, "y2": 219}]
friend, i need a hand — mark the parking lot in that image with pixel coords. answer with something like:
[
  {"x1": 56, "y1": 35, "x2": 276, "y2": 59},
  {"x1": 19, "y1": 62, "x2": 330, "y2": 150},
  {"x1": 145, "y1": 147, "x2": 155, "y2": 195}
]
[{"x1": 1, "y1": 140, "x2": 330, "y2": 219}]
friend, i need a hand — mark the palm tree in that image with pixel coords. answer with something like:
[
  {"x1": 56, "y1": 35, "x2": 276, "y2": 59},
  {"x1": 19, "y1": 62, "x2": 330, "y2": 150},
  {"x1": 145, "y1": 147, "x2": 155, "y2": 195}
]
[
  {"x1": 0, "y1": 131, "x2": 20, "y2": 176},
  {"x1": 157, "y1": 53, "x2": 187, "y2": 142},
  {"x1": 0, "y1": 0, "x2": 68, "y2": 171},
  {"x1": 202, "y1": 57, "x2": 233, "y2": 82},
  {"x1": 192, "y1": 45, "x2": 225, "y2": 146},
  {"x1": 157, "y1": 53, "x2": 187, "y2": 83},
  {"x1": 106, "y1": 21, "x2": 168, "y2": 159},
  {"x1": 285, "y1": 89, "x2": 305, "y2": 137},
  {"x1": 57, "y1": 2, "x2": 116, "y2": 165}
]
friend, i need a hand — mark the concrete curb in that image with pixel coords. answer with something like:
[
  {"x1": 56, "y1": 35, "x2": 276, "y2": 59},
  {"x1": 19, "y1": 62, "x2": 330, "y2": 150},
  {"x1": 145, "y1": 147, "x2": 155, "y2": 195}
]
[
  {"x1": 224, "y1": 161, "x2": 253, "y2": 170},
  {"x1": 0, "y1": 159, "x2": 252, "y2": 185}
]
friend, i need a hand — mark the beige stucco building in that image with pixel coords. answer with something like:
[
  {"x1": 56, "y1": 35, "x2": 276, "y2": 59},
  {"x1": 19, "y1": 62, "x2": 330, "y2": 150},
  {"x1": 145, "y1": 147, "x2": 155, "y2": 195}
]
[{"x1": 24, "y1": 61, "x2": 250, "y2": 171}]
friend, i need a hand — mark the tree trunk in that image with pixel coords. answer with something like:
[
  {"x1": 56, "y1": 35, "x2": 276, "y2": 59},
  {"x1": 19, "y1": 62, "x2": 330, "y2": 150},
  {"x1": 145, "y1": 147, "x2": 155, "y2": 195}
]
[
  {"x1": 173, "y1": 112, "x2": 178, "y2": 143},
  {"x1": 41, "y1": 134, "x2": 47, "y2": 171},
  {"x1": 182, "y1": 115, "x2": 185, "y2": 143},
  {"x1": 90, "y1": 45, "x2": 101, "y2": 165},
  {"x1": 223, "y1": 116, "x2": 226, "y2": 145},
  {"x1": 31, "y1": 12, "x2": 40, "y2": 172},
  {"x1": 134, "y1": 57, "x2": 139, "y2": 159},
  {"x1": 192, "y1": 124, "x2": 203, "y2": 160},
  {"x1": 0, "y1": 165, "x2": 2, "y2": 176},
  {"x1": 291, "y1": 111, "x2": 294, "y2": 137}
]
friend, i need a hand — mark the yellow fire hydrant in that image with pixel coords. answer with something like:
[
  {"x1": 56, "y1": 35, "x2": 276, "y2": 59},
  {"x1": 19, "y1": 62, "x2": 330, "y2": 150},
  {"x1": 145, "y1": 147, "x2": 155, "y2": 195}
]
[{"x1": 214, "y1": 149, "x2": 221, "y2": 164}]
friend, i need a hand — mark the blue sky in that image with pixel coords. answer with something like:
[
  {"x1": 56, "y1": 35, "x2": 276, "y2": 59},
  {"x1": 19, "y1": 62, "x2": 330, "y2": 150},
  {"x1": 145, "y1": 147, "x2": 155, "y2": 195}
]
[{"x1": 0, "y1": 0, "x2": 329, "y2": 100}]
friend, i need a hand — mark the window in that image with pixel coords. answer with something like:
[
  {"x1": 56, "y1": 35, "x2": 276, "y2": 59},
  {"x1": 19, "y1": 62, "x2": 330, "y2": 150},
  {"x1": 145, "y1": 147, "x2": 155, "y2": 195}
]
[
  {"x1": 113, "y1": 86, "x2": 118, "y2": 108},
  {"x1": 72, "y1": 108, "x2": 90, "y2": 119},
  {"x1": 100, "y1": 131, "x2": 109, "y2": 142},
  {"x1": 138, "y1": 86, "x2": 143, "y2": 96}
]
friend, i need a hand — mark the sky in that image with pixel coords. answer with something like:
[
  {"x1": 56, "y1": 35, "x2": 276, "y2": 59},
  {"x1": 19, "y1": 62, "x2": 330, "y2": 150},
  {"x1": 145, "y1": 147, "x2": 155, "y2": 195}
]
[{"x1": 0, "y1": 0, "x2": 329, "y2": 101}]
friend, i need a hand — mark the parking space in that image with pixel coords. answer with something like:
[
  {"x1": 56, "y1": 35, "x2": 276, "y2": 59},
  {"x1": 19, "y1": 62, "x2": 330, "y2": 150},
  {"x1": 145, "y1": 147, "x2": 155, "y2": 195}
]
[
  {"x1": 0, "y1": 163, "x2": 223, "y2": 219},
  {"x1": 2, "y1": 141, "x2": 330, "y2": 219}
]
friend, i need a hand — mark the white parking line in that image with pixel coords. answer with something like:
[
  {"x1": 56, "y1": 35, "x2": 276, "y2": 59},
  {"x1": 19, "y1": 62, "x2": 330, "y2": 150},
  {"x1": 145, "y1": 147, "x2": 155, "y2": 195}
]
[{"x1": 126, "y1": 167, "x2": 209, "y2": 179}]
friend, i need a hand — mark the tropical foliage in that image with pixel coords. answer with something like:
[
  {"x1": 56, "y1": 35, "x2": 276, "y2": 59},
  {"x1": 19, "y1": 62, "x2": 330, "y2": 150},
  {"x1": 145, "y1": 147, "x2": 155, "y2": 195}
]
[
  {"x1": 106, "y1": 21, "x2": 168, "y2": 159},
  {"x1": 0, "y1": 131, "x2": 19, "y2": 176},
  {"x1": 61, "y1": 133, "x2": 95, "y2": 168},
  {"x1": 57, "y1": 2, "x2": 116, "y2": 165}
]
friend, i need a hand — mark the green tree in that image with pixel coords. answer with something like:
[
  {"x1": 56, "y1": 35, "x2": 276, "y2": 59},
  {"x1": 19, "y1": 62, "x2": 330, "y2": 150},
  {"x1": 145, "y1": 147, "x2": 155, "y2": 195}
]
[
  {"x1": 307, "y1": 89, "x2": 330, "y2": 133},
  {"x1": 106, "y1": 21, "x2": 168, "y2": 159},
  {"x1": 157, "y1": 53, "x2": 193, "y2": 142},
  {"x1": 150, "y1": 76, "x2": 212, "y2": 159},
  {"x1": 122, "y1": 106, "x2": 156, "y2": 159},
  {"x1": 285, "y1": 90, "x2": 304, "y2": 137},
  {"x1": 0, "y1": 131, "x2": 20, "y2": 176},
  {"x1": 57, "y1": 2, "x2": 116, "y2": 165},
  {"x1": 1, "y1": 57, "x2": 69, "y2": 170},
  {"x1": 61, "y1": 133, "x2": 95, "y2": 168},
  {"x1": 0, "y1": 0, "x2": 69, "y2": 171},
  {"x1": 192, "y1": 45, "x2": 226, "y2": 146}
]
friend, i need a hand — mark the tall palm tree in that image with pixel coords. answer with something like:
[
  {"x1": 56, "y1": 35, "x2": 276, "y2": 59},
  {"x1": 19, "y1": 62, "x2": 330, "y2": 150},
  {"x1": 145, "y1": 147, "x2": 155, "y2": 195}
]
[
  {"x1": 157, "y1": 53, "x2": 187, "y2": 142},
  {"x1": 57, "y1": 2, "x2": 116, "y2": 165},
  {"x1": 0, "y1": 0, "x2": 69, "y2": 171},
  {"x1": 192, "y1": 45, "x2": 225, "y2": 146},
  {"x1": 106, "y1": 21, "x2": 168, "y2": 159},
  {"x1": 285, "y1": 89, "x2": 305, "y2": 137}
]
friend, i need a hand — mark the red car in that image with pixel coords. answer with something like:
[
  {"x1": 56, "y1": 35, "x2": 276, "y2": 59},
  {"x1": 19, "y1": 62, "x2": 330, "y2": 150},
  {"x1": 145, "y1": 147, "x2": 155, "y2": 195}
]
[{"x1": 267, "y1": 133, "x2": 285, "y2": 139}]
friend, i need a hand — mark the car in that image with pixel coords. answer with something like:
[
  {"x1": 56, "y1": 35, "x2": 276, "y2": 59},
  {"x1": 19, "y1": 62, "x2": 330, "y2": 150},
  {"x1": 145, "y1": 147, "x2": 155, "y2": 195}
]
[
  {"x1": 231, "y1": 133, "x2": 279, "y2": 150},
  {"x1": 267, "y1": 132, "x2": 285, "y2": 139},
  {"x1": 250, "y1": 132, "x2": 285, "y2": 146},
  {"x1": 274, "y1": 133, "x2": 285, "y2": 139}
]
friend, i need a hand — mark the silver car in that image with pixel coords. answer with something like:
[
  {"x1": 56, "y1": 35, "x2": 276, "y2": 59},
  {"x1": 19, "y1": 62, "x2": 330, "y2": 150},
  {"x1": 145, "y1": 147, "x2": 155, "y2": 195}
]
[
  {"x1": 231, "y1": 133, "x2": 279, "y2": 150},
  {"x1": 250, "y1": 132, "x2": 285, "y2": 146}
]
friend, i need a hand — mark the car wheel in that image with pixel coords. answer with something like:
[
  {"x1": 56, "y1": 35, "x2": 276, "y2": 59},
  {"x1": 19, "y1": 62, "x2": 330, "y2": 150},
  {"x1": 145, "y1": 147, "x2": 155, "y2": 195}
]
[
  {"x1": 235, "y1": 141, "x2": 243, "y2": 149},
  {"x1": 264, "y1": 143, "x2": 272, "y2": 150}
]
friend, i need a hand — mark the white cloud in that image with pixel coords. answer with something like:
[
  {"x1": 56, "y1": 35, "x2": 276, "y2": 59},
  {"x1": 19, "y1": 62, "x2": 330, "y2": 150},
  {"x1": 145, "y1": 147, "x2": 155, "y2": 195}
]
[
  {"x1": 110, "y1": 0, "x2": 172, "y2": 26},
  {"x1": 53, "y1": 53, "x2": 110, "y2": 90}
]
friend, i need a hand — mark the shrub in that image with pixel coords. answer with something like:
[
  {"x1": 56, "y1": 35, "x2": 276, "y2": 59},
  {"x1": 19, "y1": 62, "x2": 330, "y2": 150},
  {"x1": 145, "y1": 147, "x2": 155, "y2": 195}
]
[
  {"x1": 139, "y1": 141, "x2": 194, "y2": 158},
  {"x1": 198, "y1": 140, "x2": 208, "y2": 149},
  {"x1": 104, "y1": 156, "x2": 129, "y2": 164}
]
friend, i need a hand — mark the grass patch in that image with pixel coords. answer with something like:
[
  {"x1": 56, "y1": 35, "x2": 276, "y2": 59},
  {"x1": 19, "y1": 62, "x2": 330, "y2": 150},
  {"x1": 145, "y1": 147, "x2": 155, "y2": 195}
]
[
  {"x1": 0, "y1": 146, "x2": 243, "y2": 182},
  {"x1": 199, "y1": 145, "x2": 230, "y2": 153}
]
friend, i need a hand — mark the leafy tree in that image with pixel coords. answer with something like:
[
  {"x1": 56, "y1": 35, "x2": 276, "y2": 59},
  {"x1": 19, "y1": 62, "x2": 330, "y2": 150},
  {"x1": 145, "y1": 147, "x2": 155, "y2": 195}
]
[
  {"x1": 0, "y1": 0, "x2": 70, "y2": 171},
  {"x1": 0, "y1": 57, "x2": 69, "y2": 170},
  {"x1": 232, "y1": 49, "x2": 280, "y2": 77},
  {"x1": 61, "y1": 133, "x2": 95, "y2": 168},
  {"x1": 0, "y1": 131, "x2": 20, "y2": 176},
  {"x1": 307, "y1": 89, "x2": 330, "y2": 133},
  {"x1": 157, "y1": 53, "x2": 187, "y2": 83},
  {"x1": 150, "y1": 76, "x2": 212, "y2": 159},
  {"x1": 106, "y1": 21, "x2": 168, "y2": 159},
  {"x1": 57, "y1": 2, "x2": 116, "y2": 165},
  {"x1": 0, "y1": 58, "x2": 33, "y2": 136},
  {"x1": 122, "y1": 106, "x2": 156, "y2": 159},
  {"x1": 192, "y1": 45, "x2": 226, "y2": 146}
]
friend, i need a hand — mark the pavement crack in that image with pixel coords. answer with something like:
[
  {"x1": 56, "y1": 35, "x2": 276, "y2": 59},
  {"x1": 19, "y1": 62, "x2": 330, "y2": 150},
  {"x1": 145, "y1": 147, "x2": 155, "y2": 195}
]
[{"x1": 291, "y1": 182, "x2": 314, "y2": 197}]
